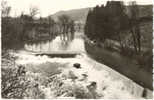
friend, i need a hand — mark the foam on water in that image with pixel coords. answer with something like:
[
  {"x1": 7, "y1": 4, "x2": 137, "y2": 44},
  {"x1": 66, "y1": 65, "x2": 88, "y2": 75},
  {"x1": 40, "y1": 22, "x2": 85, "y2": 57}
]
[{"x1": 12, "y1": 51, "x2": 148, "y2": 99}]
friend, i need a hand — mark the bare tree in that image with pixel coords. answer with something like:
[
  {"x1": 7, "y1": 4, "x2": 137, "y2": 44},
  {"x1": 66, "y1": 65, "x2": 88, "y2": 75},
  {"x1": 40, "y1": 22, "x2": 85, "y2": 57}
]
[
  {"x1": 58, "y1": 14, "x2": 70, "y2": 40},
  {"x1": 1, "y1": 0, "x2": 11, "y2": 17},
  {"x1": 129, "y1": 1, "x2": 141, "y2": 54},
  {"x1": 48, "y1": 17, "x2": 55, "y2": 38},
  {"x1": 69, "y1": 20, "x2": 75, "y2": 40},
  {"x1": 29, "y1": 6, "x2": 39, "y2": 18},
  {"x1": 58, "y1": 14, "x2": 76, "y2": 41}
]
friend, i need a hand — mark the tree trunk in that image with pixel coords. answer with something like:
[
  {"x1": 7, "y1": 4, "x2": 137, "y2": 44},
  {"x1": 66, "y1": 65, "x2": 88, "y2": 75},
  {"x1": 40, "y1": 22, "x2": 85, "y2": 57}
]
[
  {"x1": 131, "y1": 28, "x2": 138, "y2": 53},
  {"x1": 136, "y1": 25, "x2": 141, "y2": 53},
  {"x1": 117, "y1": 32, "x2": 124, "y2": 51}
]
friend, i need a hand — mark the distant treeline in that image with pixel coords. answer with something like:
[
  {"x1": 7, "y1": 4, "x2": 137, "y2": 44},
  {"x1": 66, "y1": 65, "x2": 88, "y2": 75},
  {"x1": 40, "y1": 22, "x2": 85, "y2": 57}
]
[
  {"x1": 2, "y1": 13, "x2": 76, "y2": 49},
  {"x1": 2, "y1": 0, "x2": 78, "y2": 49}
]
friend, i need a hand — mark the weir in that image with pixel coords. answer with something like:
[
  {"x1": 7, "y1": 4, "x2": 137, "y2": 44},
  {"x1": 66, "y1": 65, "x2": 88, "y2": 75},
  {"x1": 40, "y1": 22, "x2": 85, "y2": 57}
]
[
  {"x1": 20, "y1": 32, "x2": 152, "y2": 98},
  {"x1": 35, "y1": 51, "x2": 81, "y2": 58}
]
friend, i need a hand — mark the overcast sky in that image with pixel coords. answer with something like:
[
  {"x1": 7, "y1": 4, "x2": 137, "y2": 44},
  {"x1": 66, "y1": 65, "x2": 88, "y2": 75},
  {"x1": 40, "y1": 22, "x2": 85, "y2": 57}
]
[{"x1": 4, "y1": 0, "x2": 153, "y2": 17}]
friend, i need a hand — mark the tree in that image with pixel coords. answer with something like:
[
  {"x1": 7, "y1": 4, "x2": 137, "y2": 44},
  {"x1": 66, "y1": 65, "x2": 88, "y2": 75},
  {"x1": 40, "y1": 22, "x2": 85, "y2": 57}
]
[
  {"x1": 1, "y1": 0, "x2": 11, "y2": 17},
  {"x1": 29, "y1": 6, "x2": 39, "y2": 18},
  {"x1": 69, "y1": 20, "x2": 75, "y2": 40},
  {"x1": 107, "y1": 1, "x2": 129, "y2": 50},
  {"x1": 48, "y1": 17, "x2": 55, "y2": 38},
  {"x1": 58, "y1": 14, "x2": 75, "y2": 41},
  {"x1": 84, "y1": 10, "x2": 92, "y2": 38},
  {"x1": 84, "y1": 1, "x2": 129, "y2": 44},
  {"x1": 129, "y1": 1, "x2": 141, "y2": 54},
  {"x1": 84, "y1": 9, "x2": 97, "y2": 40}
]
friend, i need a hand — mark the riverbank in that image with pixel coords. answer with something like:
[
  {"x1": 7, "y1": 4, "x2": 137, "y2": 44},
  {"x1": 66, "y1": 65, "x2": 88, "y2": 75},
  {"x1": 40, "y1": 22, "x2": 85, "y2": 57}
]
[{"x1": 85, "y1": 41, "x2": 152, "y2": 90}]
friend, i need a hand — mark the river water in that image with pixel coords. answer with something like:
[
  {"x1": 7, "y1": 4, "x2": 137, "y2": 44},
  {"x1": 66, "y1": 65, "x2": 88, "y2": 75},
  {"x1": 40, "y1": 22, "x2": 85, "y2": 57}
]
[
  {"x1": 14, "y1": 32, "x2": 152, "y2": 99},
  {"x1": 24, "y1": 32, "x2": 85, "y2": 53}
]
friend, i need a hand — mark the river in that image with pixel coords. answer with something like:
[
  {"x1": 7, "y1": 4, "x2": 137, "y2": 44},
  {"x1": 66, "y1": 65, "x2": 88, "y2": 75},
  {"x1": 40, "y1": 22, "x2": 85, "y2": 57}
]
[
  {"x1": 24, "y1": 34, "x2": 85, "y2": 53},
  {"x1": 13, "y1": 32, "x2": 152, "y2": 99}
]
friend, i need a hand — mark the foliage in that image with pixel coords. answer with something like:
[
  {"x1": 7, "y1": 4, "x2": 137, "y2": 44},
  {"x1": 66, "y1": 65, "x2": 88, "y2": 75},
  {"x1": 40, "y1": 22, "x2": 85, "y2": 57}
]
[
  {"x1": 84, "y1": 0, "x2": 152, "y2": 72},
  {"x1": 2, "y1": 17, "x2": 25, "y2": 49},
  {"x1": 136, "y1": 50, "x2": 153, "y2": 72},
  {"x1": 84, "y1": 1, "x2": 129, "y2": 42},
  {"x1": 1, "y1": 51, "x2": 45, "y2": 98},
  {"x1": 84, "y1": 1, "x2": 152, "y2": 55},
  {"x1": 2, "y1": 65, "x2": 28, "y2": 98}
]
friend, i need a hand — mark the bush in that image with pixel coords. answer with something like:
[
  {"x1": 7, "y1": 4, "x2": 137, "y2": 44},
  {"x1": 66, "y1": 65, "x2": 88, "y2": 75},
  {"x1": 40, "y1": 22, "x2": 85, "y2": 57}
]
[
  {"x1": 2, "y1": 65, "x2": 28, "y2": 98},
  {"x1": 2, "y1": 17, "x2": 25, "y2": 49},
  {"x1": 120, "y1": 46, "x2": 134, "y2": 57},
  {"x1": 137, "y1": 50, "x2": 152, "y2": 72},
  {"x1": 1, "y1": 52, "x2": 46, "y2": 99}
]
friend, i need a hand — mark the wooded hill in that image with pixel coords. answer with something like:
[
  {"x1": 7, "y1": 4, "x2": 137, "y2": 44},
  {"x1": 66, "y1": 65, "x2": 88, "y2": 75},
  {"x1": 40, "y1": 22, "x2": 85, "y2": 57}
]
[{"x1": 49, "y1": 5, "x2": 152, "y2": 24}]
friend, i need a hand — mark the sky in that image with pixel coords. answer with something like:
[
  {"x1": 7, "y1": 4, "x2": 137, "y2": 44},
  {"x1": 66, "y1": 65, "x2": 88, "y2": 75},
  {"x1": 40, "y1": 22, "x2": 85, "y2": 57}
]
[{"x1": 3, "y1": 0, "x2": 153, "y2": 17}]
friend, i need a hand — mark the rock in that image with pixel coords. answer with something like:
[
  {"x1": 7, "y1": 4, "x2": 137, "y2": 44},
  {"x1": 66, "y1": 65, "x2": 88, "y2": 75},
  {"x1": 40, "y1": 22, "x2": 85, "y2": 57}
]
[
  {"x1": 78, "y1": 74, "x2": 88, "y2": 81},
  {"x1": 73, "y1": 63, "x2": 81, "y2": 69},
  {"x1": 142, "y1": 88, "x2": 148, "y2": 98},
  {"x1": 91, "y1": 82, "x2": 97, "y2": 87},
  {"x1": 82, "y1": 74, "x2": 88, "y2": 77},
  {"x1": 102, "y1": 86, "x2": 107, "y2": 90},
  {"x1": 86, "y1": 82, "x2": 98, "y2": 99},
  {"x1": 68, "y1": 71, "x2": 78, "y2": 81},
  {"x1": 87, "y1": 82, "x2": 97, "y2": 91},
  {"x1": 59, "y1": 82, "x2": 63, "y2": 87},
  {"x1": 17, "y1": 65, "x2": 26, "y2": 76},
  {"x1": 34, "y1": 83, "x2": 39, "y2": 87}
]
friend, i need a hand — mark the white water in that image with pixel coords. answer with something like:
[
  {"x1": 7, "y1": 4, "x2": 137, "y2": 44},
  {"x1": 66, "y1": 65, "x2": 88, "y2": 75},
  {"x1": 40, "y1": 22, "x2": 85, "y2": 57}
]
[
  {"x1": 14, "y1": 52, "x2": 148, "y2": 99},
  {"x1": 13, "y1": 32, "x2": 152, "y2": 99}
]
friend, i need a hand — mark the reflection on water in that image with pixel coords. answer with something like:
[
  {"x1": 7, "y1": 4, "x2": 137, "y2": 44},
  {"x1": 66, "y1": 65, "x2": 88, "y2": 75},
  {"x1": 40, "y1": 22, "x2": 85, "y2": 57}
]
[{"x1": 24, "y1": 35, "x2": 85, "y2": 53}]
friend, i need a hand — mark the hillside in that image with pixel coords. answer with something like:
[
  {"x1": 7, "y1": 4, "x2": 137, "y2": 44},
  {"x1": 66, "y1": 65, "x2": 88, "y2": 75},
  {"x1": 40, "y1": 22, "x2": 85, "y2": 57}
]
[
  {"x1": 49, "y1": 5, "x2": 152, "y2": 24},
  {"x1": 50, "y1": 8, "x2": 91, "y2": 23}
]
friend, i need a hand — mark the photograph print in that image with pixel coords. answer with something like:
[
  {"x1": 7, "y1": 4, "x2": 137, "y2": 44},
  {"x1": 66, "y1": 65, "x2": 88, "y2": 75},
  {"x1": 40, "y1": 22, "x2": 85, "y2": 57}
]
[{"x1": 1, "y1": 0, "x2": 153, "y2": 99}]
